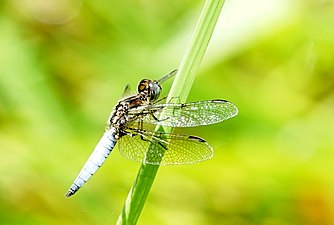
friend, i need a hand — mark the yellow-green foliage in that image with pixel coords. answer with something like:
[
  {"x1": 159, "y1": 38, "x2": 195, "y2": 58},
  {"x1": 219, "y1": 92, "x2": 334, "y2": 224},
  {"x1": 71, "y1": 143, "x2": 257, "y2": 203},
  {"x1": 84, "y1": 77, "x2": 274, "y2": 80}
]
[{"x1": 0, "y1": 0, "x2": 333, "y2": 225}]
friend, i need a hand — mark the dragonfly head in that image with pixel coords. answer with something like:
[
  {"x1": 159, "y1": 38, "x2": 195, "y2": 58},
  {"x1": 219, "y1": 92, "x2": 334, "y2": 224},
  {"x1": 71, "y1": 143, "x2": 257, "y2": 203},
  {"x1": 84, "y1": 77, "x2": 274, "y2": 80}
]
[{"x1": 138, "y1": 79, "x2": 161, "y2": 102}]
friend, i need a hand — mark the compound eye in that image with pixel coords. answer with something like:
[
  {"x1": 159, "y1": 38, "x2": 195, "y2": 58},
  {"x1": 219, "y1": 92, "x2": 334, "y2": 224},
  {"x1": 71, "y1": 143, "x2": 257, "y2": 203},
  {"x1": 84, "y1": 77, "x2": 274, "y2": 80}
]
[
  {"x1": 137, "y1": 79, "x2": 149, "y2": 93},
  {"x1": 148, "y1": 82, "x2": 161, "y2": 101},
  {"x1": 137, "y1": 79, "x2": 161, "y2": 101}
]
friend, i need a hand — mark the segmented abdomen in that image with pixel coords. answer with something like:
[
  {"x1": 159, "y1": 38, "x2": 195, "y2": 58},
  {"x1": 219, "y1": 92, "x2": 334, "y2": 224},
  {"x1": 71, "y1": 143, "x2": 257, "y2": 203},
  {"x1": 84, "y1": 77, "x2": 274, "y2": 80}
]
[{"x1": 65, "y1": 129, "x2": 117, "y2": 197}]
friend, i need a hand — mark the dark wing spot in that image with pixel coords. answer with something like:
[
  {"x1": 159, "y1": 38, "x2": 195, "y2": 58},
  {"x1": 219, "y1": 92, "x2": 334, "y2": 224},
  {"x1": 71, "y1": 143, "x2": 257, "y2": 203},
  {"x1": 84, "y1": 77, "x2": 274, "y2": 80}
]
[
  {"x1": 188, "y1": 135, "x2": 207, "y2": 143},
  {"x1": 211, "y1": 99, "x2": 228, "y2": 103}
]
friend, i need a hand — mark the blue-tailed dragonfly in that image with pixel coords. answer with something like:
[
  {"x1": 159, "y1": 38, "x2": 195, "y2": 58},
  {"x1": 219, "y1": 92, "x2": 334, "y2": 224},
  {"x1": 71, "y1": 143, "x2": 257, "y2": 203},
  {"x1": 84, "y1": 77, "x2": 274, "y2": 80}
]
[{"x1": 65, "y1": 70, "x2": 238, "y2": 197}]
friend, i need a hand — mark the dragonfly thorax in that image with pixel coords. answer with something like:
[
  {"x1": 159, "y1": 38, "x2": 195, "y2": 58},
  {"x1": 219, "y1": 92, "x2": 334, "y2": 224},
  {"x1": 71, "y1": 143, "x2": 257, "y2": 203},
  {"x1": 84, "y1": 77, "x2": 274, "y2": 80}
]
[
  {"x1": 108, "y1": 95, "x2": 146, "y2": 131},
  {"x1": 109, "y1": 101, "x2": 129, "y2": 128}
]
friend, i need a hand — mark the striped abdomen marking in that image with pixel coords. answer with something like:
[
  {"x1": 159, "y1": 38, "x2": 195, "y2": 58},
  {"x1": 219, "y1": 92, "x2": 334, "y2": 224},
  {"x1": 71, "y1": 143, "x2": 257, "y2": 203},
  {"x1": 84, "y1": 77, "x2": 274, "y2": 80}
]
[{"x1": 65, "y1": 129, "x2": 117, "y2": 197}]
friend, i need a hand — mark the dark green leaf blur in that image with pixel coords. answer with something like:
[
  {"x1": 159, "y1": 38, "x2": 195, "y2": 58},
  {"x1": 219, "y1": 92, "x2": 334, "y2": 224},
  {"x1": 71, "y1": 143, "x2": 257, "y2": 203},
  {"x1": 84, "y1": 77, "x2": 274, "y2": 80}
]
[{"x1": 0, "y1": 0, "x2": 333, "y2": 224}]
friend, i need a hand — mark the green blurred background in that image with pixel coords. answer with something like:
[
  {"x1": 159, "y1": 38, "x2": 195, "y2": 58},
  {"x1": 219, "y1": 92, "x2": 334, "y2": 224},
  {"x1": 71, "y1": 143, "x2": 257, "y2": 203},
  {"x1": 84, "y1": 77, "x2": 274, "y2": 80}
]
[{"x1": 1, "y1": 0, "x2": 334, "y2": 224}]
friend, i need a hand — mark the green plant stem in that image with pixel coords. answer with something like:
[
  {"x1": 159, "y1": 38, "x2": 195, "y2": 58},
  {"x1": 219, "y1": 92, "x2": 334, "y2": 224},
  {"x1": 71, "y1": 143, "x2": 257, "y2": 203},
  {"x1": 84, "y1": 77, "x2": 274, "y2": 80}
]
[{"x1": 116, "y1": 0, "x2": 225, "y2": 224}]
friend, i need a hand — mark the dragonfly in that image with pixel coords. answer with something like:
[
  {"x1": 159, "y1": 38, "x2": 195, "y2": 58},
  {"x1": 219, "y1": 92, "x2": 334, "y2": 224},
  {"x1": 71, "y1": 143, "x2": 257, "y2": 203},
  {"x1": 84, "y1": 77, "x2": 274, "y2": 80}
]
[{"x1": 65, "y1": 70, "x2": 238, "y2": 197}]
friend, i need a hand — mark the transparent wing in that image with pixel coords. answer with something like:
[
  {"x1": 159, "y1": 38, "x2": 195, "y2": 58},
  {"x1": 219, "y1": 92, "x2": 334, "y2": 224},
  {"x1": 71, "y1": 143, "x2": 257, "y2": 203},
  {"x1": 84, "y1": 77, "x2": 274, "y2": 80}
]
[
  {"x1": 135, "y1": 100, "x2": 238, "y2": 127},
  {"x1": 121, "y1": 84, "x2": 133, "y2": 98},
  {"x1": 118, "y1": 129, "x2": 213, "y2": 165}
]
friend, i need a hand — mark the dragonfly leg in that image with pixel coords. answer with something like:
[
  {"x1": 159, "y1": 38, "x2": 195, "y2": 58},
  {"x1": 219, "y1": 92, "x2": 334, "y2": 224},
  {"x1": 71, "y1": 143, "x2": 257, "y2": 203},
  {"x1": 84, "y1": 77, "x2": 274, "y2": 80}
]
[
  {"x1": 153, "y1": 96, "x2": 167, "y2": 104},
  {"x1": 167, "y1": 96, "x2": 181, "y2": 104},
  {"x1": 125, "y1": 127, "x2": 150, "y2": 142},
  {"x1": 143, "y1": 131, "x2": 169, "y2": 150},
  {"x1": 120, "y1": 129, "x2": 136, "y2": 138},
  {"x1": 128, "y1": 127, "x2": 168, "y2": 150},
  {"x1": 138, "y1": 104, "x2": 170, "y2": 123},
  {"x1": 150, "y1": 112, "x2": 170, "y2": 122}
]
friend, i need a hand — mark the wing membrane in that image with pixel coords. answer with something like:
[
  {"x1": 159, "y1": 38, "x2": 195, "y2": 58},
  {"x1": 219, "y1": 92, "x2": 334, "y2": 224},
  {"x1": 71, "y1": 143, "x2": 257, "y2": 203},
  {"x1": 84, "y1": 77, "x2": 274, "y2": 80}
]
[
  {"x1": 134, "y1": 100, "x2": 238, "y2": 127},
  {"x1": 118, "y1": 129, "x2": 213, "y2": 165}
]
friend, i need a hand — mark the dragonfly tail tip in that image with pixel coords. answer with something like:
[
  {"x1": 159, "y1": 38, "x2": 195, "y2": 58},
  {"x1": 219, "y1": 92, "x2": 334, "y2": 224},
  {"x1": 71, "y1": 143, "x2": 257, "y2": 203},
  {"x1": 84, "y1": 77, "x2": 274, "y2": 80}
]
[{"x1": 64, "y1": 189, "x2": 75, "y2": 198}]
